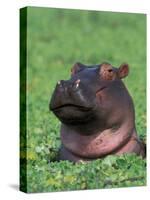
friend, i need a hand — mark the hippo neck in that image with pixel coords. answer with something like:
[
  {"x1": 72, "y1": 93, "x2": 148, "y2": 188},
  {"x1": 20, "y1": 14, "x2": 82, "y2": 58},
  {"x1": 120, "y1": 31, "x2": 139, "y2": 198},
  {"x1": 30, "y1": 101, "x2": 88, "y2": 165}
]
[{"x1": 60, "y1": 121, "x2": 136, "y2": 158}]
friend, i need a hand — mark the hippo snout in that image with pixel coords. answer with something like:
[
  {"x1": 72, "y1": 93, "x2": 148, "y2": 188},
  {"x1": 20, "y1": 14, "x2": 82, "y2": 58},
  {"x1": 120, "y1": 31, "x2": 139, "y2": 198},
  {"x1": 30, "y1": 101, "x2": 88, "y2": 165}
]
[
  {"x1": 49, "y1": 77, "x2": 97, "y2": 125},
  {"x1": 50, "y1": 78, "x2": 94, "y2": 109},
  {"x1": 50, "y1": 79, "x2": 81, "y2": 110}
]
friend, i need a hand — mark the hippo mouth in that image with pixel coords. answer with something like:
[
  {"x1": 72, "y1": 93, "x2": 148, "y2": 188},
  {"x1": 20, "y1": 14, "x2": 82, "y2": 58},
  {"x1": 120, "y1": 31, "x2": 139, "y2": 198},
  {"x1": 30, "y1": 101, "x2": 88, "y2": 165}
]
[
  {"x1": 51, "y1": 103, "x2": 96, "y2": 125},
  {"x1": 51, "y1": 103, "x2": 92, "y2": 112}
]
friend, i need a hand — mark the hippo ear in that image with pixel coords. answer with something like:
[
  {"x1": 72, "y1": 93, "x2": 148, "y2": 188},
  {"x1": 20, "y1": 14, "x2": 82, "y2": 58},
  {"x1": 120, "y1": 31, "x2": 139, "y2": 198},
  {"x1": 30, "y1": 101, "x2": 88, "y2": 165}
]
[
  {"x1": 71, "y1": 62, "x2": 86, "y2": 75},
  {"x1": 118, "y1": 63, "x2": 129, "y2": 79}
]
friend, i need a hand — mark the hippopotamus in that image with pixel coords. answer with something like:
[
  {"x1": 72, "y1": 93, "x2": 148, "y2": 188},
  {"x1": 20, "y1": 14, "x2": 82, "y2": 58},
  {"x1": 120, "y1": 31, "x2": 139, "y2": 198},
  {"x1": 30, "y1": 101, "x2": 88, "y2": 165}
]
[{"x1": 49, "y1": 62, "x2": 145, "y2": 162}]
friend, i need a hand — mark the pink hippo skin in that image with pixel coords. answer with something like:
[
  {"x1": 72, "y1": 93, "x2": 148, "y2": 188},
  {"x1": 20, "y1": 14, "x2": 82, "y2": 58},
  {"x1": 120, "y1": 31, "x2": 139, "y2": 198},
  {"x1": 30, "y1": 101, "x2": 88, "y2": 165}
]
[{"x1": 50, "y1": 62, "x2": 146, "y2": 162}]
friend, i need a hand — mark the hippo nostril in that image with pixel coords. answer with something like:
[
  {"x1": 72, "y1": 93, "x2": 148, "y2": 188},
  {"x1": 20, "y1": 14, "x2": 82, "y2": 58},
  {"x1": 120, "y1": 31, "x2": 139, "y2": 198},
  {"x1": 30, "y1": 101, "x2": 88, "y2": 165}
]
[
  {"x1": 57, "y1": 80, "x2": 64, "y2": 85},
  {"x1": 57, "y1": 81, "x2": 61, "y2": 85},
  {"x1": 57, "y1": 80, "x2": 66, "y2": 87},
  {"x1": 73, "y1": 79, "x2": 80, "y2": 90},
  {"x1": 75, "y1": 79, "x2": 80, "y2": 88},
  {"x1": 76, "y1": 84, "x2": 79, "y2": 89},
  {"x1": 56, "y1": 80, "x2": 65, "y2": 92},
  {"x1": 57, "y1": 80, "x2": 71, "y2": 93}
]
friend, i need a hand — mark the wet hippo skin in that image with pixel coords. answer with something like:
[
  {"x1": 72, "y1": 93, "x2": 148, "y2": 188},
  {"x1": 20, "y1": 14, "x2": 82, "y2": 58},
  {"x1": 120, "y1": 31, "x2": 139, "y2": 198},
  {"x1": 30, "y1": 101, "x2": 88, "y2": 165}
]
[{"x1": 49, "y1": 62, "x2": 146, "y2": 162}]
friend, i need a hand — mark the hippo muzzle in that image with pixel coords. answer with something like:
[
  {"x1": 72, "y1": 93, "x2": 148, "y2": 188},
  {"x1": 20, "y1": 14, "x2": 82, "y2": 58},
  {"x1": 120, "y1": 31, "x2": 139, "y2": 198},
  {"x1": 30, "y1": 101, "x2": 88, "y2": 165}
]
[{"x1": 50, "y1": 77, "x2": 97, "y2": 125}]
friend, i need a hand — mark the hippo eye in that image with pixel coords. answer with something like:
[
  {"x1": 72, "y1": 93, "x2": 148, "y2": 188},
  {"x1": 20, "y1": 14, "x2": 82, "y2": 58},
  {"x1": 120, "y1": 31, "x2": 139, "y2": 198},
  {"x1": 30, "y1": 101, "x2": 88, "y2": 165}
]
[
  {"x1": 100, "y1": 64, "x2": 117, "y2": 80},
  {"x1": 108, "y1": 69, "x2": 113, "y2": 73}
]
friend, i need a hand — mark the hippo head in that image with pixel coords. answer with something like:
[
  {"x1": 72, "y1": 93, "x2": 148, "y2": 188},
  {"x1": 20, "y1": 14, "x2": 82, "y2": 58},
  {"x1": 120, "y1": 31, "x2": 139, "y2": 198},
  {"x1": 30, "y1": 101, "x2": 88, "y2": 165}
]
[{"x1": 49, "y1": 62, "x2": 133, "y2": 135}]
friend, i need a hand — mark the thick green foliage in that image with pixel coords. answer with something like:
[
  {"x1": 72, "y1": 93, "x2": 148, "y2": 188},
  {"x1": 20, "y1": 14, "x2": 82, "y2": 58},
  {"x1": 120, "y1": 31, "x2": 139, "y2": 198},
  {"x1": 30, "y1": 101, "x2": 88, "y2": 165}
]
[
  {"x1": 26, "y1": 154, "x2": 146, "y2": 193},
  {"x1": 20, "y1": 7, "x2": 146, "y2": 192}
]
